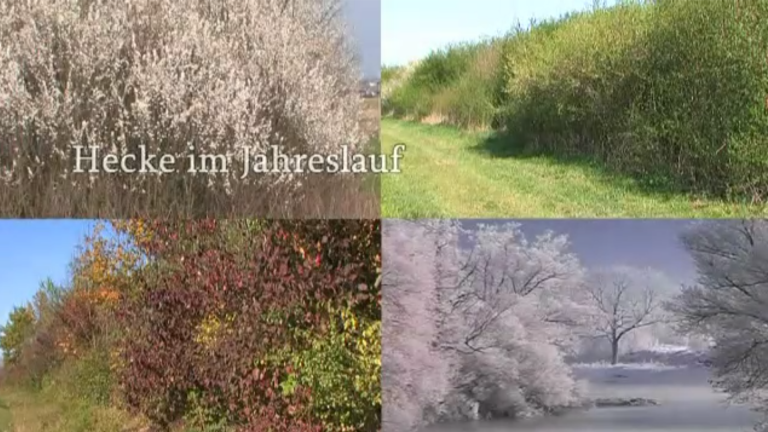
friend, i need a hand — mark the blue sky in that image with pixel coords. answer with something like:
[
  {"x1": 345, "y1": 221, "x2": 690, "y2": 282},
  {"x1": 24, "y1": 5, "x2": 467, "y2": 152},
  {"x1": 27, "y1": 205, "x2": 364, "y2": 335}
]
[
  {"x1": 382, "y1": 0, "x2": 603, "y2": 66},
  {"x1": 1, "y1": 218, "x2": 698, "y2": 329},
  {"x1": 0, "y1": 220, "x2": 95, "y2": 328},
  {"x1": 344, "y1": 0, "x2": 381, "y2": 78},
  {"x1": 462, "y1": 219, "x2": 698, "y2": 289}
]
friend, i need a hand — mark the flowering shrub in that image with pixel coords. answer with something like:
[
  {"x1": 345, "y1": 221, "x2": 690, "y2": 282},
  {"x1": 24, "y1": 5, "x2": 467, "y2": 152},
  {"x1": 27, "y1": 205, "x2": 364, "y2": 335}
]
[{"x1": 0, "y1": 0, "x2": 365, "y2": 217}]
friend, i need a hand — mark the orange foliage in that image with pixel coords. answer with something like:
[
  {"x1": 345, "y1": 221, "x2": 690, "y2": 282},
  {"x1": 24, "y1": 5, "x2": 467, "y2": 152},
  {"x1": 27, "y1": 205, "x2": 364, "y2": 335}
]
[
  {"x1": 51, "y1": 221, "x2": 142, "y2": 358},
  {"x1": 71, "y1": 221, "x2": 141, "y2": 308}
]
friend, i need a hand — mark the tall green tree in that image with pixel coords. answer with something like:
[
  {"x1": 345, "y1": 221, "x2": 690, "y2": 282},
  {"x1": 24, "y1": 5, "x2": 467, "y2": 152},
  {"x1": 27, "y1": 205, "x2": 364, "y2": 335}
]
[{"x1": 0, "y1": 305, "x2": 36, "y2": 365}]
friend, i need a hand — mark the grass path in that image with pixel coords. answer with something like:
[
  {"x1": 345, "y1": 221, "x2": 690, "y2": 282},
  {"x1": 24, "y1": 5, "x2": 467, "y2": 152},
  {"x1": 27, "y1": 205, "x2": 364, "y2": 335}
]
[{"x1": 381, "y1": 119, "x2": 767, "y2": 218}]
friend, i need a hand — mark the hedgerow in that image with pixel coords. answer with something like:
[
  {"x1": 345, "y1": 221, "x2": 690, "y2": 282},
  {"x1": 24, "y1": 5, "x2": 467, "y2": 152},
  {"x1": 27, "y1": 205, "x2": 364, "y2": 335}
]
[
  {"x1": 0, "y1": 220, "x2": 381, "y2": 432},
  {"x1": 383, "y1": 0, "x2": 768, "y2": 200}
]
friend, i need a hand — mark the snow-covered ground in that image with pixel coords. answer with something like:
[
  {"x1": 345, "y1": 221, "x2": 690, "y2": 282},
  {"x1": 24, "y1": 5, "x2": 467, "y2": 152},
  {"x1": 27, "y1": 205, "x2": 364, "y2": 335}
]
[{"x1": 424, "y1": 345, "x2": 761, "y2": 432}]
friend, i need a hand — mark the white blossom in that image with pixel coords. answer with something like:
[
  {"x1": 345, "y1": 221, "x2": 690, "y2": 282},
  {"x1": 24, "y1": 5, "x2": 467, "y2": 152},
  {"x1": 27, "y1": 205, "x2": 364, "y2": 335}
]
[{"x1": 0, "y1": 0, "x2": 363, "y2": 207}]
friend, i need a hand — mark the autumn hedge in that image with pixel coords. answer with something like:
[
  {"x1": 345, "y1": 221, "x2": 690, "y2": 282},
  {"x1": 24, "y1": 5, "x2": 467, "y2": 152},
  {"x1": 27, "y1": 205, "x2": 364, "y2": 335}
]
[{"x1": 0, "y1": 220, "x2": 381, "y2": 432}]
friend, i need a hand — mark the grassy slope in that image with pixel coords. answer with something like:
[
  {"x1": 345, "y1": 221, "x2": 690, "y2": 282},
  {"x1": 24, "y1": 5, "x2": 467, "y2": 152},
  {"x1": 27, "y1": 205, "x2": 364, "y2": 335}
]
[
  {"x1": 0, "y1": 387, "x2": 144, "y2": 432},
  {"x1": 381, "y1": 119, "x2": 767, "y2": 218},
  {"x1": 0, "y1": 395, "x2": 10, "y2": 432}
]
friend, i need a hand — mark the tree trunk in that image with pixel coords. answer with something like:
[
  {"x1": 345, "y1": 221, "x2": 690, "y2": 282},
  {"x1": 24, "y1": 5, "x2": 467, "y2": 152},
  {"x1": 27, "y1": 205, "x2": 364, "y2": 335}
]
[{"x1": 611, "y1": 338, "x2": 620, "y2": 365}]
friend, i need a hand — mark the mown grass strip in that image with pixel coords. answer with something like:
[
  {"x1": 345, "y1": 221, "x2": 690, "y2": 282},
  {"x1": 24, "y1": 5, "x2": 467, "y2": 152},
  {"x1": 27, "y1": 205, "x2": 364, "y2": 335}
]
[{"x1": 381, "y1": 119, "x2": 767, "y2": 218}]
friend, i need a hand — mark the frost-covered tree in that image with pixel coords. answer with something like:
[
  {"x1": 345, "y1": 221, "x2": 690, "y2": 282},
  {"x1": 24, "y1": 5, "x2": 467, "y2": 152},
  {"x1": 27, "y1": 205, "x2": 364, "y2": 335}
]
[
  {"x1": 584, "y1": 267, "x2": 666, "y2": 364},
  {"x1": 668, "y1": 220, "x2": 768, "y2": 429},
  {"x1": 0, "y1": 0, "x2": 363, "y2": 216},
  {"x1": 449, "y1": 224, "x2": 590, "y2": 352},
  {"x1": 381, "y1": 220, "x2": 459, "y2": 432},
  {"x1": 440, "y1": 223, "x2": 590, "y2": 419},
  {"x1": 382, "y1": 221, "x2": 594, "y2": 430}
]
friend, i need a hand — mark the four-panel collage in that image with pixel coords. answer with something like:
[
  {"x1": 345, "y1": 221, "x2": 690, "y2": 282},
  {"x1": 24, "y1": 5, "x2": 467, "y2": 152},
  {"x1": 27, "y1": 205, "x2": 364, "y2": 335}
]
[{"x1": 0, "y1": 0, "x2": 767, "y2": 432}]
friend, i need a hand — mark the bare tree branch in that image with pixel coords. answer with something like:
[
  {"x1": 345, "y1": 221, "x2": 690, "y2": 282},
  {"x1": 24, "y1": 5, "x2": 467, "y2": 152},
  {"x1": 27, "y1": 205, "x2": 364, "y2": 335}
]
[
  {"x1": 585, "y1": 270, "x2": 663, "y2": 364},
  {"x1": 669, "y1": 220, "x2": 768, "y2": 416}
]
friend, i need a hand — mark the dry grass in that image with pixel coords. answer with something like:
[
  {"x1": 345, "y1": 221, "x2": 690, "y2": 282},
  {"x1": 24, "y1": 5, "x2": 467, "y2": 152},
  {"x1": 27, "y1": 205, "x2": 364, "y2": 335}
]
[
  {"x1": 0, "y1": 96, "x2": 381, "y2": 219},
  {"x1": 0, "y1": 171, "x2": 380, "y2": 219},
  {"x1": 0, "y1": 97, "x2": 380, "y2": 219},
  {"x1": 0, "y1": 386, "x2": 147, "y2": 432},
  {"x1": 360, "y1": 97, "x2": 381, "y2": 138}
]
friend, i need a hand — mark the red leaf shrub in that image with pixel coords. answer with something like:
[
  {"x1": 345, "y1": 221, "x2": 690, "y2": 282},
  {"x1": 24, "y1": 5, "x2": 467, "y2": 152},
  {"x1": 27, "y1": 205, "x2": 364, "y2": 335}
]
[{"x1": 116, "y1": 220, "x2": 380, "y2": 431}]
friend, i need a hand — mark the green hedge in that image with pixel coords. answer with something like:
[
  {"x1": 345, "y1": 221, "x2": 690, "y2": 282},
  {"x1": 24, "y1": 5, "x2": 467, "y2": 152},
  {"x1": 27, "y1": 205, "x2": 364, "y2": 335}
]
[{"x1": 384, "y1": 0, "x2": 768, "y2": 199}]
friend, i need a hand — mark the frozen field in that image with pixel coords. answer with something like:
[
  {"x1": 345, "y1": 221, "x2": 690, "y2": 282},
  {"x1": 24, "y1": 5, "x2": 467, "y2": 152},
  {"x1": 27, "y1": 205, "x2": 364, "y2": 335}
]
[{"x1": 424, "y1": 347, "x2": 761, "y2": 432}]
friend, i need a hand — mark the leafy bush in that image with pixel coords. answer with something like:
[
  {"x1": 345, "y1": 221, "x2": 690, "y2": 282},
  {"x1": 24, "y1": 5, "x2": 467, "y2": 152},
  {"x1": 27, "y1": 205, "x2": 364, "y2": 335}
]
[
  {"x1": 385, "y1": 0, "x2": 768, "y2": 200},
  {"x1": 637, "y1": 0, "x2": 768, "y2": 197},
  {"x1": 432, "y1": 41, "x2": 506, "y2": 129},
  {"x1": 267, "y1": 303, "x2": 380, "y2": 432},
  {"x1": 381, "y1": 65, "x2": 403, "y2": 85},
  {"x1": 410, "y1": 46, "x2": 474, "y2": 92},
  {"x1": 503, "y1": 0, "x2": 768, "y2": 197},
  {"x1": 69, "y1": 348, "x2": 114, "y2": 406},
  {"x1": 385, "y1": 42, "x2": 502, "y2": 126},
  {"x1": 116, "y1": 220, "x2": 380, "y2": 431}
]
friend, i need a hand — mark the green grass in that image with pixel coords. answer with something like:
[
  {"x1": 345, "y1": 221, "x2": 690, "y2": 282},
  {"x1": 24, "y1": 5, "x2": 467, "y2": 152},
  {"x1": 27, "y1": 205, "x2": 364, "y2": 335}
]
[
  {"x1": 381, "y1": 118, "x2": 768, "y2": 218},
  {"x1": 0, "y1": 395, "x2": 11, "y2": 432},
  {"x1": 0, "y1": 386, "x2": 144, "y2": 432}
]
